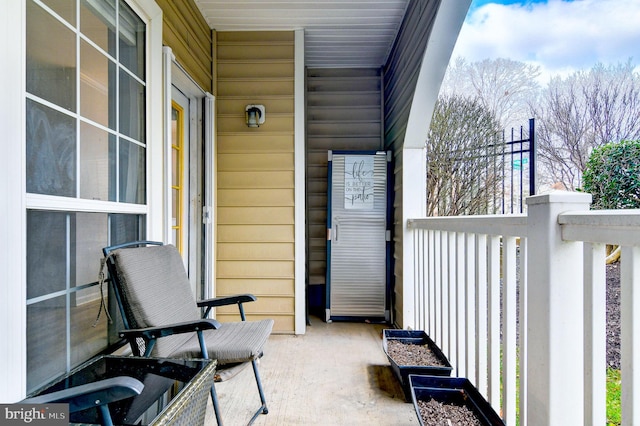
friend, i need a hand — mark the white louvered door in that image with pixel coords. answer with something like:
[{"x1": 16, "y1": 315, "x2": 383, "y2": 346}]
[{"x1": 327, "y1": 151, "x2": 389, "y2": 321}]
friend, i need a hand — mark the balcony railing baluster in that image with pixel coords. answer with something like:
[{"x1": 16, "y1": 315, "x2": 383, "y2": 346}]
[{"x1": 407, "y1": 192, "x2": 640, "y2": 426}]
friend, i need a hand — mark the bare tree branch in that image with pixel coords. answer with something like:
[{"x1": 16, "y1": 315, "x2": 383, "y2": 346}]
[
  {"x1": 427, "y1": 95, "x2": 503, "y2": 216},
  {"x1": 531, "y1": 60, "x2": 640, "y2": 190}
]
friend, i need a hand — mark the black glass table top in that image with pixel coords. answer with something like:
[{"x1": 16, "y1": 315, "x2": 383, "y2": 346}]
[{"x1": 31, "y1": 355, "x2": 212, "y2": 425}]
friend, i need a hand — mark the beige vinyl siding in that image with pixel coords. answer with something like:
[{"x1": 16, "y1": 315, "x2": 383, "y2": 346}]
[
  {"x1": 216, "y1": 31, "x2": 295, "y2": 333},
  {"x1": 156, "y1": 0, "x2": 213, "y2": 92}
]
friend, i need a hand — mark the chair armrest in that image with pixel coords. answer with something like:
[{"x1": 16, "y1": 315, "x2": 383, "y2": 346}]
[
  {"x1": 197, "y1": 294, "x2": 257, "y2": 321},
  {"x1": 23, "y1": 376, "x2": 144, "y2": 413},
  {"x1": 197, "y1": 294, "x2": 257, "y2": 308},
  {"x1": 118, "y1": 318, "x2": 221, "y2": 341}
]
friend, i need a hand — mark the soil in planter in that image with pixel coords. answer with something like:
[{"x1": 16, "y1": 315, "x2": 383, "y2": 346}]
[
  {"x1": 386, "y1": 340, "x2": 447, "y2": 366},
  {"x1": 418, "y1": 399, "x2": 483, "y2": 426}
]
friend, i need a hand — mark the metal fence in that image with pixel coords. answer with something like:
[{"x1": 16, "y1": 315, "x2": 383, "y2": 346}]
[
  {"x1": 498, "y1": 118, "x2": 536, "y2": 213},
  {"x1": 428, "y1": 118, "x2": 536, "y2": 215}
]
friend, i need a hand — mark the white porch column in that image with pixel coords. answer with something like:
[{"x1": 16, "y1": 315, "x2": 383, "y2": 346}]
[
  {"x1": 402, "y1": 146, "x2": 426, "y2": 329},
  {"x1": 525, "y1": 191, "x2": 591, "y2": 425},
  {"x1": 294, "y1": 29, "x2": 306, "y2": 334},
  {"x1": 398, "y1": 0, "x2": 469, "y2": 331}
]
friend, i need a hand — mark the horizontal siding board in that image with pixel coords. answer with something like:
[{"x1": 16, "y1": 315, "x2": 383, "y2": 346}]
[
  {"x1": 307, "y1": 166, "x2": 329, "y2": 180},
  {"x1": 306, "y1": 180, "x2": 327, "y2": 195},
  {"x1": 218, "y1": 135, "x2": 294, "y2": 152},
  {"x1": 218, "y1": 60, "x2": 295, "y2": 79},
  {"x1": 308, "y1": 223, "x2": 327, "y2": 238},
  {"x1": 218, "y1": 206, "x2": 294, "y2": 224},
  {"x1": 217, "y1": 260, "x2": 294, "y2": 278},
  {"x1": 217, "y1": 189, "x2": 294, "y2": 207},
  {"x1": 217, "y1": 242, "x2": 294, "y2": 260},
  {"x1": 217, "y1": 297, "x2": 294, "y2": 315},
  {"x1": 217, "y1": 297, "x2": 294, "y2": 317},
  {"x1": 307, "y1": 92, "x2": 380, "y2": 107},
  {"x1": 307, "y1": 198, "x2": 327, "y2": 212},
  {"x1": 308, "y1": 238, "x2": 327, "y2": 249},
  {"x1": 216, "y1": 79, "x2": 294, "y2": 97},
  {"x1": 216, "y1": 278, "x2": 294, "y2": 295},
  {"x1": 308, "y1": 106, "x2": 380, "y2": 122},
  {"x1": 217, "y1": 43, "x2": 294, "y2": 60},
  {"x1": 218, "y1": 171, "x2": 294, "y2": 189},
  {"x1": 307, "y1": 209, "x2": 327, "y2": 223},
  {"x1": 218, "y1": 153, "x2": 294, "y2": 171},
  {"x1": 307, "y1": 77, "x2": 380, "y2": 93},
  {"x1": 308, "y1": 267, "x2": 326, "y2": 279},
  {"x1": 307, "y1": 121, "x2": 381, "y2": 136},
  {"x1": 217, "y1": 224, "x2": 294, "y2": 242}
]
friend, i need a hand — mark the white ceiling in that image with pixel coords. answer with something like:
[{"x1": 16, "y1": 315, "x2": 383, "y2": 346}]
[{"x1": 193, "y1": 0, "x2": 410, "y2": 68}]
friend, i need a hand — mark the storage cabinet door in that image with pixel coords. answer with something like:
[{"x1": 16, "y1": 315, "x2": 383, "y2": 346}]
[{"x1": 326, "y1": 151, "x2": 390, "y2": 321}]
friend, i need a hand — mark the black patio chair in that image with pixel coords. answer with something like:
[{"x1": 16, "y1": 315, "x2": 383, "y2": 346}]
[{"x1": 102, "y1": 241, "x2": 274, "y2": 426}]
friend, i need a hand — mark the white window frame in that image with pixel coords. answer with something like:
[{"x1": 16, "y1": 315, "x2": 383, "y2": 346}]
[{"x1": 0, "y1": 0, "x2": 162, "y2": 402}]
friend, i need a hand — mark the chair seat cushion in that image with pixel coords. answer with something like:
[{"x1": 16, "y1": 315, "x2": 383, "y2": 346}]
[{"x1": 162, "y1": 319, "x2": 274, "y2": 365}]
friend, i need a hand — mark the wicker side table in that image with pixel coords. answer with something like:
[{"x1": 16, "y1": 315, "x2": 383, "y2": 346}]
[{"x1": 28, "y1": 356, "x2": 216, "y2": 426}]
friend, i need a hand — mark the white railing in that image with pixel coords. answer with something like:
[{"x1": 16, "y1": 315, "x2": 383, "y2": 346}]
[{"x1": 406, "y1": 191, "x2": 640, "y2": 426}]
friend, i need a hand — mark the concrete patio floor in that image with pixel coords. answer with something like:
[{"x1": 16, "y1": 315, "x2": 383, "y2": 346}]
[{"x1": 211, "y1": 316, "x2": 418, "y2": 425}]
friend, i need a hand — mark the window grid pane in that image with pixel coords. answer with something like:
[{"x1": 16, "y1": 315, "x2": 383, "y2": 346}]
[
  {"x1": 26, "y1": 210, "x2": 145, "y2": 393},
  {"x1": 80, "y1": 39, "x2": 115, "y2": 128},
  {"x1": 27, "y1": 296, "x2": 67, "y2": 391},
  {"x1": 118, "y1": 0, "x2": 145, "y2": 80},
  {"x1": 26, "y1": 99, "x2": 77, "y2": 197},
  {"x1": 26, "y1": 0, "x2": 146, "y2": 202},
  {"x1": 80, "y1": 122, "x2": 116, "y2": 201},
  {"x1": 25, "y1": 0, "x2": 149, "y2": 393},
  {"x1": 80, "y1": 0, "x2": 116, "y2": 55},
  {"x1": 26, "y1": 0, "x2": 76, "y2": 112}
]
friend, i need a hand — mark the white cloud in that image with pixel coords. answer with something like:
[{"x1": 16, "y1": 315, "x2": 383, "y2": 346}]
[{"x1": 452, "y1": 0, "x2": 640, "y2": 82}]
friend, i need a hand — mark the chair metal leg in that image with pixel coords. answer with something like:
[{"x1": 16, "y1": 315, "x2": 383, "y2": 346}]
[
  {"x1": 98, "y1": 405, "x2": 114, "y2": 426},
  {"x1": 247, "y1": 359, "x2": 268, "y2": 425},
  {"x1": 210, "y1": 360, "x2": 267, "y2": 426},
  {"x1": 210, "y1": 384, "x2": 224, "y2": 426}
]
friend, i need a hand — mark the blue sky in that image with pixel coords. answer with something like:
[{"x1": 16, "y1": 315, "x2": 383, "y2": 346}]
[{"x1": 451, "y1": 0, "x2": 640, "y2": 81}]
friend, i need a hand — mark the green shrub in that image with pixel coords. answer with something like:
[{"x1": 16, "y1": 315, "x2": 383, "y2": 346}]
[{"x1": 582, "y1": 140, "x2": 640, "y2": 209}]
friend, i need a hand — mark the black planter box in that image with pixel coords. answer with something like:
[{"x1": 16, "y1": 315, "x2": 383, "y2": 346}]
[
  {"x1": 409, "y1": 375, "x2": 505, "y2": 426},
  {"x1": 382, "y1": 329, "x2": 453, "y2": 401}
]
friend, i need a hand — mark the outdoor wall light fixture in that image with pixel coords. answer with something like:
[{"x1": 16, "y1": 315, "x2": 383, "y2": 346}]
[{"x1": 245, "y1": 104, "x2": 265, "y2": 128}]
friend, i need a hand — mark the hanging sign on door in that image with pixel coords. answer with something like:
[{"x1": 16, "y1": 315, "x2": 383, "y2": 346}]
[{"x1": 344, "y1": 155, "x2": 375, "y2": 209}]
